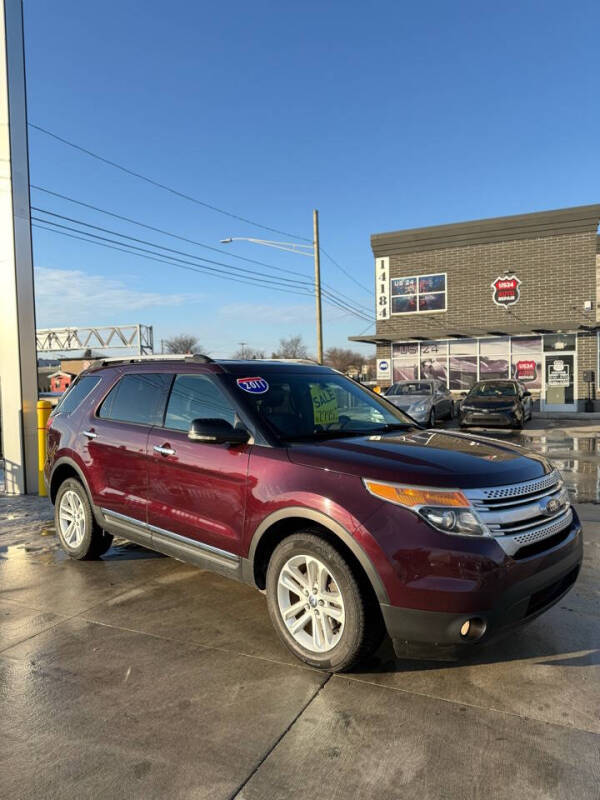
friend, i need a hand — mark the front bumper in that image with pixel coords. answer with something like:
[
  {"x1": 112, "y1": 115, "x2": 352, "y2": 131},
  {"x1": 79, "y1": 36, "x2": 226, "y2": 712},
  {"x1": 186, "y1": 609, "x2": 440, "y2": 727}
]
[
  {"x1": 460, "y1": 409, "x2": 519, "y2": 427},
  {"x1": 380, "y1": 516, "x2": 582, "y2": 659}
]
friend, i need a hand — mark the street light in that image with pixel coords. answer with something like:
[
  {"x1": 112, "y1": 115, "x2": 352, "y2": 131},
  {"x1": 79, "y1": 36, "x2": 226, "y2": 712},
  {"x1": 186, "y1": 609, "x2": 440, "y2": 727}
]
[{"x1": 221, "y1": 210, "x2": 323, "y2": 363}]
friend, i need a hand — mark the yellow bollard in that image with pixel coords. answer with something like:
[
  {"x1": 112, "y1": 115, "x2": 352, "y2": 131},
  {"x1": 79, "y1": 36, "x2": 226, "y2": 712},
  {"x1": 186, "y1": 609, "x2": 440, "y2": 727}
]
[{"x1": 37, "y1": 399, "x2": 52, "y2": 496}]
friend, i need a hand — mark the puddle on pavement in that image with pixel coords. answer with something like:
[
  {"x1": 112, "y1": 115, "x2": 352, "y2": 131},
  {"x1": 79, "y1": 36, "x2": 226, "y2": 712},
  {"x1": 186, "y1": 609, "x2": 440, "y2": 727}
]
[{"x1": 467, "y1": 425, "x2": 600, "y2": 504}]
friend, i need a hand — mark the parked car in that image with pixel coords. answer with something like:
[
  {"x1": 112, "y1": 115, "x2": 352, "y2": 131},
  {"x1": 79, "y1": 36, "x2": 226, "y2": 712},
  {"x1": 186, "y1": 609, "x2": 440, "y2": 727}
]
[
  {"x1": 459, "y1": 379, "x2": 532, "y2": 429},
  {"x1": 384, "y1": 379, "x2": 453, "y2": 425},
  {"x1": 45, "y1": 357, "x2": 581, "y2": 672}
]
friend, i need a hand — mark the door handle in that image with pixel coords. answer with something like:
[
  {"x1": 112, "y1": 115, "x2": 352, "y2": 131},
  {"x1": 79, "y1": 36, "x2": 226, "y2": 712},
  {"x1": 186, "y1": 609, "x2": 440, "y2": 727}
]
[
  {"x1": 82, "y1": 430, "x2": 97, "y2": 439},
  {"x1": 154, "y1": 445, "x2": 176, "y2": 456}
]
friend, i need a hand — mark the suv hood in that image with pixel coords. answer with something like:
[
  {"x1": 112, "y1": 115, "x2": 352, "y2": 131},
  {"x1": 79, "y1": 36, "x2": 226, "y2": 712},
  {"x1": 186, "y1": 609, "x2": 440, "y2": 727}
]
[{"x1": 287, "y1": 429, "x2": 551, "y2": 488}]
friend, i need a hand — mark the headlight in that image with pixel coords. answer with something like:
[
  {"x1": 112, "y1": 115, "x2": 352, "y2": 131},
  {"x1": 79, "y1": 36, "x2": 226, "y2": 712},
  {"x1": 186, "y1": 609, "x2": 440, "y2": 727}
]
[
  {"x1": 363, "y1": 480, "x2": 488, "y2": 537},
  {"x1": 409, "y1": 400, "x2": 428, "y2": 415}
]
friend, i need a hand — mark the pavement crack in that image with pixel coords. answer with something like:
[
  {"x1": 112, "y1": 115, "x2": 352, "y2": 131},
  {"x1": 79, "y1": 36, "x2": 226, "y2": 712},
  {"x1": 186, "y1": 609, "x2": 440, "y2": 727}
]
[{"x1": 228, "y1": 672, "x2": 333, "y2": 800}]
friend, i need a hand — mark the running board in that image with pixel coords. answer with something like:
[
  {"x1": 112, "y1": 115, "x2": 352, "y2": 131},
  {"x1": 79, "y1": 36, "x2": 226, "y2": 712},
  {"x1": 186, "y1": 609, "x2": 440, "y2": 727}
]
[{"x1": 100, "y1": 508, "x2": 241, "y2": 575}]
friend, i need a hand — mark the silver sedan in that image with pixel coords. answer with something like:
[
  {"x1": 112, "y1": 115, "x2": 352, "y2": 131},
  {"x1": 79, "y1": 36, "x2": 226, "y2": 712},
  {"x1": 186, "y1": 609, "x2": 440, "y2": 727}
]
[{"x1": 383, "y1": 379, "x2": 454, "y2": 426}]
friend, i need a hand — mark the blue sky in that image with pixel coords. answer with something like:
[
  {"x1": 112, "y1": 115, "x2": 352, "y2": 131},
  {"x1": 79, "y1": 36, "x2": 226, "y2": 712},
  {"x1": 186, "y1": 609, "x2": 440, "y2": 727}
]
[{"x1": 25, "y1": 0, "x2": 600, "y2": 358}]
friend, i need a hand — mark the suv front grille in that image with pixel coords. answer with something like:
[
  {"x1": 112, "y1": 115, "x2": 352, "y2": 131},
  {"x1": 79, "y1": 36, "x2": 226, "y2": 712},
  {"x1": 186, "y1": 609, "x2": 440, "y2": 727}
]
[{"x1": 464, "y1": 471, "x2": 574, "y2": 557}]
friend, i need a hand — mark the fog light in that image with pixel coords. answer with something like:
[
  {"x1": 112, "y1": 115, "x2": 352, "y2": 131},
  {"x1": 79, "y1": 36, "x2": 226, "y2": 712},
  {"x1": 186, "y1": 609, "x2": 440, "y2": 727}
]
[{"x1": 460, "y1": 617, "x2": 487, "y2": 641}]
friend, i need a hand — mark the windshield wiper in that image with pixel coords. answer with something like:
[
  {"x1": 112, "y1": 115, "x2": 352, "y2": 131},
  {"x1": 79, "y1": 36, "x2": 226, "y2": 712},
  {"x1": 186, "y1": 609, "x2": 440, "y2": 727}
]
[
  {"x1": 285, "y1": 429, "x2": 368, "y2": 442},
  {"x1": 365, "y1": 422, "x2": 413, "y2": 432}
]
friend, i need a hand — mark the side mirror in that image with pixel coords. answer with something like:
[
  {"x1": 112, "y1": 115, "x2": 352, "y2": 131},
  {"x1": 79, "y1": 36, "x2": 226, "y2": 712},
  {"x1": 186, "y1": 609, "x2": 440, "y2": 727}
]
[
  {"x1": 523, "y1": 390, "x2": 531, "y2": 398},
  {"x1": 188, "y1": 418, "x2": 250, "y2": 445}
]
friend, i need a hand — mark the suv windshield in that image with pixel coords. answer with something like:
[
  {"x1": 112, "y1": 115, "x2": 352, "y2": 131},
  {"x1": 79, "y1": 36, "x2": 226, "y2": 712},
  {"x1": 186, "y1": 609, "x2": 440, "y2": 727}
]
[
  {"x1": 468, "y1": 381, "x2": 517, "y2": 398},
  {"x1": 230, "y1": 371, "x2": 413, "y2": 440},
  {"x1": 388, "y1": 382, "x2": 432, "y2": 396}
]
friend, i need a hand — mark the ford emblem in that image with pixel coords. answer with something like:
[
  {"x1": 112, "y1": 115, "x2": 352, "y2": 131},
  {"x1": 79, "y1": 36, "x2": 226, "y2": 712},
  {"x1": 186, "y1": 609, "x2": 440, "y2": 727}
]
[{"x1": 540, "y1": 497, "x2": 561, "y2": 516}]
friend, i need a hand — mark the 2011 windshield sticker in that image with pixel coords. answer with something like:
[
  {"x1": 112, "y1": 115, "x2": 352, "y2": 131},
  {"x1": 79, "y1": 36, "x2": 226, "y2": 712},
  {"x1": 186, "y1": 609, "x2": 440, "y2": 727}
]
[{"x1": 236, "y1": 377, "x2": 269, "y2": 394}]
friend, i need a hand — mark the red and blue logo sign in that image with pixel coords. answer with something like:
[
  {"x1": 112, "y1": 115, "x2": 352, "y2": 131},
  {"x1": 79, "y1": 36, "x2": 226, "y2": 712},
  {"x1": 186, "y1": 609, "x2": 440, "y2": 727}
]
[{"x1": 236, "y1": 376, "x2": 269, "y2": 394}]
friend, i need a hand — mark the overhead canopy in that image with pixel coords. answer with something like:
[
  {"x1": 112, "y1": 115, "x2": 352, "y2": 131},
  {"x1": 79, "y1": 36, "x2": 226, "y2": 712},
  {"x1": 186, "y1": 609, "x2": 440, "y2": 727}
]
[{"x1": 349, "y1": 319, "x2": 600, "y2": 345}]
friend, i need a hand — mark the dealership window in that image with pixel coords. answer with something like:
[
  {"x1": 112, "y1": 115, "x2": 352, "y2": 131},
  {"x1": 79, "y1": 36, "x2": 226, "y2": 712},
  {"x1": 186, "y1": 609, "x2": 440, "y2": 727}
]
[
  {"x1": 480, "y1": 337, "x2": 509, "y2": 381},
  {"x1": 449, "y1": 339, "x2": 477, "y2": 391},
  {"x1": 420, "y1": 340, "x2": 448, "y2": 384},
  {"x1": 391, "y1": 336, "x2": 550, "y2": 392},
  {"x1": 390, "y1": 273, "x2": 446, "y2": 315},
  {"x1": 511, "y1": 336, "x2": 542, "y2": 390},
  {"x1": 391, "y1": 342, "x2": 418, "y2": 381}
]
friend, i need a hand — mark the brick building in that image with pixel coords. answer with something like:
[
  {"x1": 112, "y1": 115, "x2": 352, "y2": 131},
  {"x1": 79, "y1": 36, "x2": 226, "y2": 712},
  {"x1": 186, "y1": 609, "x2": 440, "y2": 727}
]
[{"x1": 350, "y1": 204, "x2": 600, "y2": 412}]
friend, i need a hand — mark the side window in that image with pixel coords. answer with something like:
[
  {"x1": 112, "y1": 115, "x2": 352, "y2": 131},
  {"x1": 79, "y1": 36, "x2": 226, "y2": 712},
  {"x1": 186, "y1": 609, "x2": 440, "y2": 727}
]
[
  {"x1": 164, "y1": 374, "x2": 236, "y2": 432},
  {"x1": 98, "y1": 373, "x2": 172, "y2": 425},
  {"x1": 52, "y1": 375, "x2": 101, "y2": 415}
]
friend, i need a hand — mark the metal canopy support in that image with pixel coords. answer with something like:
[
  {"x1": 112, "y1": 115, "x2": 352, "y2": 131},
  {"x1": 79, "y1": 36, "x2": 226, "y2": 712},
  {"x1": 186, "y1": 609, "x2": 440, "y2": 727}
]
[
  {"x1": 36, "y1": 324, "x2": 154, "y2": 355},
  {"x1": 0, "y1": 0, "x2": 38, "y2": 494}
]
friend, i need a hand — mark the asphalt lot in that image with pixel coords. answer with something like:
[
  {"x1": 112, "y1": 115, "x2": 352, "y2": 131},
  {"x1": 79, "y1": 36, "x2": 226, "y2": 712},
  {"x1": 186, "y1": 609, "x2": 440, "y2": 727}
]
[{"x1": 1, "y1": 420, "x2": 599, "y2": 799}]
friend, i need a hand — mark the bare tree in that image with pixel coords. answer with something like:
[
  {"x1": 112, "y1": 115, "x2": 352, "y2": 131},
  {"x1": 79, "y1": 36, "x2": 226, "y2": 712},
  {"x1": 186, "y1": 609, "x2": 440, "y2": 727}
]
[
  {"x1": 324, "y1": 347, "x2": 366, "y2": 373},
  {"x1": 163, "y1": 334, "x2": 202, "y2": 354},
  {"x1": 232, "y1": 346, "x2": 265, "y2": 360},
  {"x1": 272, "y1": 334, "x2": 309, "y2": 359}
]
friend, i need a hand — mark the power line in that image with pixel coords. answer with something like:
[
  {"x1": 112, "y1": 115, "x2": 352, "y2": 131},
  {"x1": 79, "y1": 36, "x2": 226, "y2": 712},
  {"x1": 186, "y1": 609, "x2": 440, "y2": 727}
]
[
  {"x1": 32, "y1": 206, "x2": 374, "y2": 320},
  {"x1": 29, "y1": 123, "x2": 311, "y2": 242},
  {"x1": 30, "y1": 185, "x2": 374, "y2": 315},
  {"x1": 32, "y1": 222, "x2": 313, "y2": 299},
  {"x1": 32, "y1": 208, "x2": 314, "y2": 290},
  {"x1": 32, "y1": 218, "x2": 374, "y2": 323},
  {"x1": 320, "y1": 246, "x2": 374, "y2": 296},
  {"x1": 28, "y1": 126, "x2": 373, "y2": 303},
  {"x1": 33, "y1": 220, "x2": 371, "y2": 322}
]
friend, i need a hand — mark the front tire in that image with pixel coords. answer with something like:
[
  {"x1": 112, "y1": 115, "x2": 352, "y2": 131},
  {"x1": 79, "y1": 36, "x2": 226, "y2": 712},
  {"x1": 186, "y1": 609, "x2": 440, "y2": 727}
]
[
  {"x1": 266, "y1": 532, "x2": 384, "y2": 672},
  {"x1": 55, "y1": 478, "x2": 113, "y2": 560},
  {"x1": 428, "y1": 408, "x2": 436, "y2": 427}
]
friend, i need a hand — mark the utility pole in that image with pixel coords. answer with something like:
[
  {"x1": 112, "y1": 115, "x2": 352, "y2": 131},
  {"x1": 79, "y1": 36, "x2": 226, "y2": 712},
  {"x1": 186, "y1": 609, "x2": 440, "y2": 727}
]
[
  {"x1": 0, "y1": 0, "x2": 38, "y2": 493},
  {"x1": 313, "y1": 209, "x2": 323, "y2": 364},
  {"x1": 238, "y1": 341, "x2": 247, "y2": 358}
]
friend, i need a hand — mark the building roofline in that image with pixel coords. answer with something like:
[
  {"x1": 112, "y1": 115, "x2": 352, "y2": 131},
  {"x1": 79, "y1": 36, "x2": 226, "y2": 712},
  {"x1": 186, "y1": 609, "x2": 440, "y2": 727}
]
[{"x1": 371, "y1": 204, "x2": 600, "y2": 256}]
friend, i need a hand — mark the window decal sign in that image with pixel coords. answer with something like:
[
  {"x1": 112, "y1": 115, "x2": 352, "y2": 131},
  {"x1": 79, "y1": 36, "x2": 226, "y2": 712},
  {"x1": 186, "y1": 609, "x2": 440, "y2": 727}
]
[
  {"x1": 548, "y1": 360, "x2": 569, "y2": 387},
  {"x1": 236, "y1": 377, "x2": 269, "y2": 394},
  {"x1": 514, "y1": 359, "x2": 537, "y2": 382},
  {"x1": 390, "y1": 272, "x2": 447, "y2": 315},
  {"x1": 309, "y1": 385, "x2": 339, "y2": 425},
  {"x1": 376, "y1": 257, "x2": 390, "y2": 320},
  {"x1": 376, "y1": 358, "x2": 390, "y2": 380},
  {"x1": 491, "y1": 275, "x2": 521, "y2": 307}
]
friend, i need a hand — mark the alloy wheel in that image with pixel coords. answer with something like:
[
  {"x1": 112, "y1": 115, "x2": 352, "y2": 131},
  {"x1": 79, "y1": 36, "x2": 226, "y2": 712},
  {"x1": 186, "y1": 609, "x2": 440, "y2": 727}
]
[
  {"x1": 277, "y1": 554, "x2": 345, "y2": 653},
  {"x1": 58, "y1": 489, "x2": 86, "y2": 549}
]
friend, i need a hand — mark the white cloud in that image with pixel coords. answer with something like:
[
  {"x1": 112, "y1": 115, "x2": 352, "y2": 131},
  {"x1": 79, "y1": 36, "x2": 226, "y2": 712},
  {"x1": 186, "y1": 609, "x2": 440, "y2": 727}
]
[
  {"x1": 34, "y1": 266, "x2": 202, "y2": 325},
  {"x1": 218, "y1": 302, "x2": 314, "y2": 324}
]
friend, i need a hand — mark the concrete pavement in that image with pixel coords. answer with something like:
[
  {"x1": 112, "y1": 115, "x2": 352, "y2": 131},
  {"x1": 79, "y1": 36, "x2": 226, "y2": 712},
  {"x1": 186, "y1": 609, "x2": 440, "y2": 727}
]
[{"x1": 1, "y1": 426, "x2": 599, "y2": 799}]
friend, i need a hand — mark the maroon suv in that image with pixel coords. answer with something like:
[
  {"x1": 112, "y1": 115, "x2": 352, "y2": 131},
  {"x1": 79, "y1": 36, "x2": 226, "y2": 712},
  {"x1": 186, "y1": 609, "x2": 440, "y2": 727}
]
[{"x1": 45, "y1": 356, "x2": 582, "y2": 671}]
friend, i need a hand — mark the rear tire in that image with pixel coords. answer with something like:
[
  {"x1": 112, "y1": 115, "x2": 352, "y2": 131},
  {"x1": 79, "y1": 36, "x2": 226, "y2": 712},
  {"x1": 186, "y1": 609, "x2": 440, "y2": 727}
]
[
  {"x1": 266, "y1": 532, "x2": 385, "y2": 672},
  {"x1": 55, "y1": 478, "x2": 113, "y2": 560}
]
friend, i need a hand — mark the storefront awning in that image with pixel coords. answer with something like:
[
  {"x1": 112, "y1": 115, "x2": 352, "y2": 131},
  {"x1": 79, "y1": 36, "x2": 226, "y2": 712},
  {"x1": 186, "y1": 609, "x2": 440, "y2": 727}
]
[{"x1": 349, "y1": 320, "x2": 600, "y2": 346}]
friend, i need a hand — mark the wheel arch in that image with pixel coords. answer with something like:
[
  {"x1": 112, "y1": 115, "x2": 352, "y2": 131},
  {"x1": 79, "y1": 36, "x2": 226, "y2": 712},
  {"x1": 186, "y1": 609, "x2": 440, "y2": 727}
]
[
  {"x1": 49, "y1": 457, "x2": 94, "y2": 507},
  {"x1": 246, "y1": 507, "x2": 389, "y2": 604}
]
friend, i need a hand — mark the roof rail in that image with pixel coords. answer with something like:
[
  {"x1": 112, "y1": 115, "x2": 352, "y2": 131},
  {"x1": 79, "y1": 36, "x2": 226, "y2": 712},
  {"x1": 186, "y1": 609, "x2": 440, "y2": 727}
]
[{"x1": 96, "y1": 353, "x2": 214, "y2": 366}]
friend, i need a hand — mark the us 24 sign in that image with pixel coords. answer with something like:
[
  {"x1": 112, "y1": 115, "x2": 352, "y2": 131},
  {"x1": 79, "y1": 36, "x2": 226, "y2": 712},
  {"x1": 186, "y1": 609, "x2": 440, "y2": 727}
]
[{"x1": 491, "y1": 275, "x2": 521, "y2": 307}]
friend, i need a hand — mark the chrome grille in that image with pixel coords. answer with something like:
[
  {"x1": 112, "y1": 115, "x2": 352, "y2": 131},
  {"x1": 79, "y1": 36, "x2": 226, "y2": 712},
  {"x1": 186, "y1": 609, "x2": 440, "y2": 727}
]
[
  {"x1": 464, "y1": 471, "x2": 574, "y2": 557},
  {"x1": 472, "y1": 471, "x2": 559, "y2": 501}
]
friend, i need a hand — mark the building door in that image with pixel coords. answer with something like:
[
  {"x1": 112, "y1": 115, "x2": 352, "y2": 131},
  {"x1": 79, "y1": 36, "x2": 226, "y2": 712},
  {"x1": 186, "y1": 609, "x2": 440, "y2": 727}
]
[{"x1": 542, "y1": 353, "x2": 576, "y2": 412}]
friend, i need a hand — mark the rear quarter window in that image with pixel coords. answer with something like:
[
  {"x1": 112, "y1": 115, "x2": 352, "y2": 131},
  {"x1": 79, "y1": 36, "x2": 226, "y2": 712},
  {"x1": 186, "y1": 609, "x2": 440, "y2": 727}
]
[
  {"x1": 98, "y1": 373, "x2": 172, "y2": 425},
  {"x1": 51, "y1": 375, "x2": 101, "y2": 415}
]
